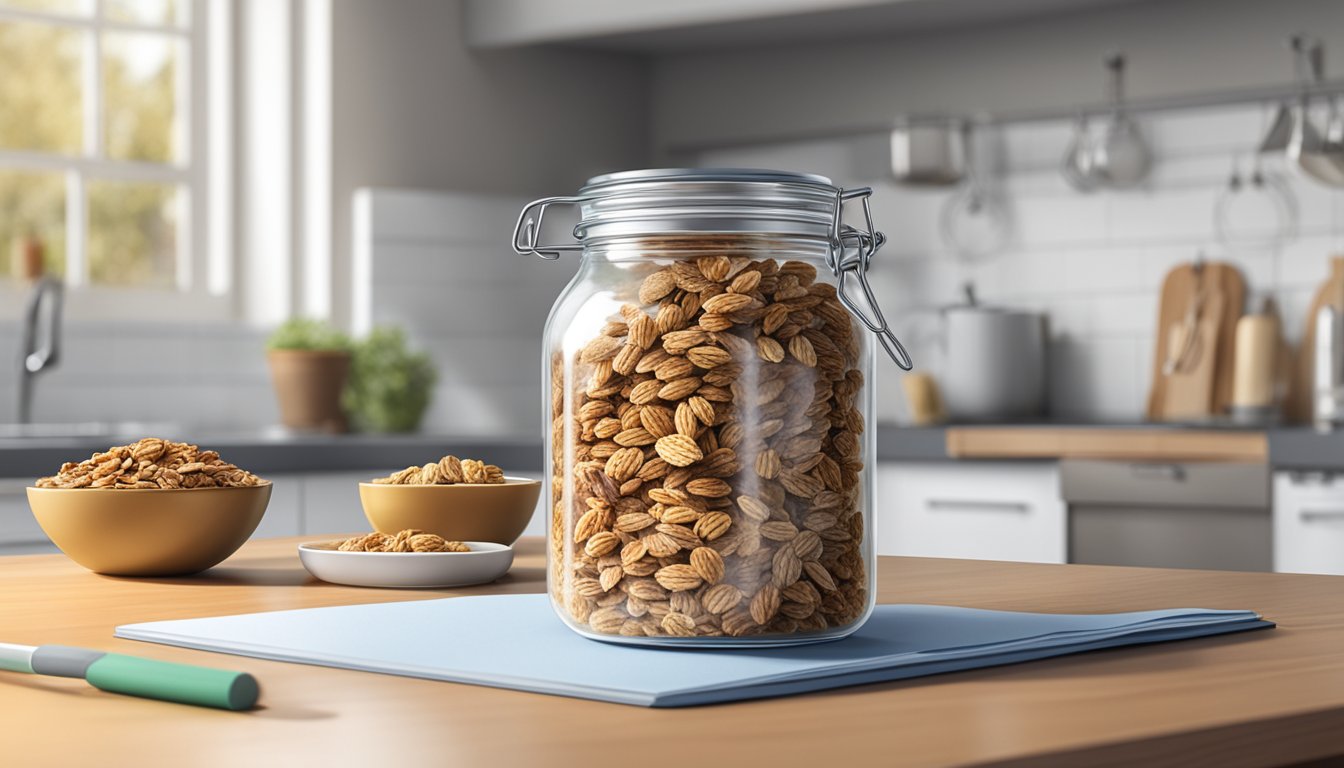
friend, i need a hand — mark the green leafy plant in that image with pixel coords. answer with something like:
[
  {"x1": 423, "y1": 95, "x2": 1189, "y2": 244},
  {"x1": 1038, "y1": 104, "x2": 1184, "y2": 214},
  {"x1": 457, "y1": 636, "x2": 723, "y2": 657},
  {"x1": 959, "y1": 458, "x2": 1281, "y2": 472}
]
[
  {"x1": 266, "y1": 318, "x2": 352, "y2": 352},
  {"x1": 345, "y1": 326, "x2": 437, "y2": 432}
]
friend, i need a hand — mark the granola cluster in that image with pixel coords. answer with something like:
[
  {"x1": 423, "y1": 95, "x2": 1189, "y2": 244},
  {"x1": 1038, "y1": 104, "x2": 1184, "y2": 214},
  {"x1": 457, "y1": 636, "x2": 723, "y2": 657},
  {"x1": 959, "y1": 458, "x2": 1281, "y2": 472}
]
[
  {"x1": 36, "y1": 438, "x2": 264, "y2": 489},
  {"x1": 372, "y1": 455, "x2": 505, "y2": 485},
  {"x1": 335, "y1": 530, "x2": 470, "y2": 553}
]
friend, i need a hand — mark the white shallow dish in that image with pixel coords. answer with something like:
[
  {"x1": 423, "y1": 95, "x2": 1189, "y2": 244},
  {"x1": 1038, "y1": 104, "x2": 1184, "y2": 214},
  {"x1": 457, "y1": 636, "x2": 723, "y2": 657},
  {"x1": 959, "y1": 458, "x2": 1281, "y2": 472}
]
[{"x1": 298, "y1": 541, "x2": 514, "y2": 589}]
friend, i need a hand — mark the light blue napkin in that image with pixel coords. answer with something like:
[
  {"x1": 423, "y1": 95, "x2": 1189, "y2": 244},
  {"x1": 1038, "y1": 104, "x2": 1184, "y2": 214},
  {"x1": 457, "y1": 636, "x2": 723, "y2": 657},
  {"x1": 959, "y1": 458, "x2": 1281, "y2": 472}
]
[{"x1": 116, "y1": 594, "x2": 1271, "y2": 707}]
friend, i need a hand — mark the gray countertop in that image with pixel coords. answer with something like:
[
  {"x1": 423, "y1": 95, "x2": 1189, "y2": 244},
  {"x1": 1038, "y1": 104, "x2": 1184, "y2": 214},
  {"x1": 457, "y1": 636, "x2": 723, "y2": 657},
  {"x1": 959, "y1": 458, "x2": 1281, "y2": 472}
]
[
  {"x1": 0, "y1": 429, "x2": 543, "y2": 479},
  {"x1": 4, "y1": 423, "x2": 1344, "y2": 479}
]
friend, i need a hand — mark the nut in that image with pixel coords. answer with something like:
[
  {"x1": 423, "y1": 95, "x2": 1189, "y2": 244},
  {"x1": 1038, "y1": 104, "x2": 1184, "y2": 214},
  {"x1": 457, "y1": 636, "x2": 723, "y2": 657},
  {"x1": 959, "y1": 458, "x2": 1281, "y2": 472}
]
[
  {"x1": 37, "y1": 439, "x2": 264, "y2": 490},
  {"x1": 552, "y1": 252, "x2": 869, "y2": 640}
]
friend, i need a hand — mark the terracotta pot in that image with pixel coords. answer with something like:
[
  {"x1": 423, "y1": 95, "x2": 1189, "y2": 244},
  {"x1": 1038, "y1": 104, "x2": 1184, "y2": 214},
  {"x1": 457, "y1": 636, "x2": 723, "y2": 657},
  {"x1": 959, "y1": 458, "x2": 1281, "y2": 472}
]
[{"x1": 267, "y1": 349, "x2": 350, "y2": 432}]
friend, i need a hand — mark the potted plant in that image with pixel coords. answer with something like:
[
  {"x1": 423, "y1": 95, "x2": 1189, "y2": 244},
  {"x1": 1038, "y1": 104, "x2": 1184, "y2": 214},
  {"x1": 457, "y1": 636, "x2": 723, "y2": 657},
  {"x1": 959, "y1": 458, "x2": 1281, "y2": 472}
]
[
  {"x1": 266, "y1": 319, "x2": 352, "y2": 433},
  {"x1": 345, "y1": 326, "x2": 437, "y2": 432}
]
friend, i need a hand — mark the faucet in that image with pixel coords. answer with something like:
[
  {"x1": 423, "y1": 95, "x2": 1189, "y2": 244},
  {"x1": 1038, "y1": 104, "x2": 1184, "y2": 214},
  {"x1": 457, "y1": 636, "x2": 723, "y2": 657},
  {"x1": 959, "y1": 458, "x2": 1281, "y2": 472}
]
[{"x1": 15, "y1": 237, "x2": 63, "y2": 424}]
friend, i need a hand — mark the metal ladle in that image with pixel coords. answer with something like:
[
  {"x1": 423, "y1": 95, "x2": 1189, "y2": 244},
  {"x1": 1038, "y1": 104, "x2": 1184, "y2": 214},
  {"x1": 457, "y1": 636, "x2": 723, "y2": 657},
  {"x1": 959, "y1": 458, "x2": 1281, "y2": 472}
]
[
  {"x1": 1284, "y1": 36, "x2": 1344, "y2": 186},
  {"x1": 1093, "y1": 53, "x2": 1151, "y2": 189},
  {"x1": 1061, "y1": 114, "x2": 1101, "y2": 193}
]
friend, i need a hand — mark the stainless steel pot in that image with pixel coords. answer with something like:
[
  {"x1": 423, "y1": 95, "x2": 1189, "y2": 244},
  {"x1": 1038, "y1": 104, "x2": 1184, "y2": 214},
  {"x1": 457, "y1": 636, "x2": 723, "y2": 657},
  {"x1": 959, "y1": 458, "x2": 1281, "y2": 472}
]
[
  {"x1": 941, "y1": 286, "x2": 1047, "y2": 421},
  {"x1": 890, "y1": 118, "x2": 965, "y2": 186}
]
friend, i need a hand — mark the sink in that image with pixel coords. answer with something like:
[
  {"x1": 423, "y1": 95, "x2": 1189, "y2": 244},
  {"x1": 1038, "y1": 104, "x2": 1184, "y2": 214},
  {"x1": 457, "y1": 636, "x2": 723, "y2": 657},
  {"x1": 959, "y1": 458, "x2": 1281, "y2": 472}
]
[{"x1": 0, "y1": 422, "x2": 181, "y2": 440}]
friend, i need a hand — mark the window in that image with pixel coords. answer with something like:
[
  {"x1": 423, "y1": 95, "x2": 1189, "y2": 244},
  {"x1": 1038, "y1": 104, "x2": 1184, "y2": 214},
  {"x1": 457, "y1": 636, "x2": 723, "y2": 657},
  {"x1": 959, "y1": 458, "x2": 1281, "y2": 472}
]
[{"x1": 0, "y1": 0, "x2": 220, "y2": 311}]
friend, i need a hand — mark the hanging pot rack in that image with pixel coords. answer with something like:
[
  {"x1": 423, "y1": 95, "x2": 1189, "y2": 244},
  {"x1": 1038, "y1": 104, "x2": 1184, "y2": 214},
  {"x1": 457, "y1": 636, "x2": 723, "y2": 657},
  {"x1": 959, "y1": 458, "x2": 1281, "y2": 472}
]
[{"x1": 668, "y1": 37, "x2": 1344, "y2": 155}]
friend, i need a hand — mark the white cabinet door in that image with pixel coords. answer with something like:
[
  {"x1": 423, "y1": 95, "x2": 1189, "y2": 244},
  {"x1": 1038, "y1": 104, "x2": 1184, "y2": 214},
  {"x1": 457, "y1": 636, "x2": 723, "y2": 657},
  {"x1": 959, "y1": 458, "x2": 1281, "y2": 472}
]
[
  {"x1": 875, "y1": 461, "x2": 1065, "y2": 564},
  {"x1": 302, "y1": 471, "x2": 381, "y2": 536},
  {"x1": 251, "y1": 473, "x2": 302, "y2": 540},
  {"x1": 1273, "y1": 472, "x2": 1344, "y2": 575}
]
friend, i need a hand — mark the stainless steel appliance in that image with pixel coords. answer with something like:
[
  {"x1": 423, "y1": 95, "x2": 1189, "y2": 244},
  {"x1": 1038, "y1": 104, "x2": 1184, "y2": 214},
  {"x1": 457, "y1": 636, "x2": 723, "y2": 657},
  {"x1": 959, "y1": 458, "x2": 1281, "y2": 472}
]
[
  {"x1": 890, "y1": 118, "x2": 965, "y2": 186},
  {"x1": 1314, "y1": 302, "x2": 1344, "y2": 428},
  {"x1": 941, "y1": 285, "x2": 1047, "y2": 421},
  {"x1": 1061, "y1": 459, "x2": 1271, "y2": 572}
]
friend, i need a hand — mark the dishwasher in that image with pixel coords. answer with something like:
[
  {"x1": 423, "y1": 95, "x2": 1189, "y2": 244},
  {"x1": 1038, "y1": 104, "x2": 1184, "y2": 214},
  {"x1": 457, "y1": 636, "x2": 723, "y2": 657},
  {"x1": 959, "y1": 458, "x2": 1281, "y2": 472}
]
[{"x1": 1060, "y1": 460, "x2": 1271, "y2": 572}]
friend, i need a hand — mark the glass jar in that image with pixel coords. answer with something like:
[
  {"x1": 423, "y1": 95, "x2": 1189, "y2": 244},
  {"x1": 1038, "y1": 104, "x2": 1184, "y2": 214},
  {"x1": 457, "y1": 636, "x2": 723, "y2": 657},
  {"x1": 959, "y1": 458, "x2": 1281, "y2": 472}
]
[{"x1": 514, "y1": 169, "x2": 910, "y2": 647}]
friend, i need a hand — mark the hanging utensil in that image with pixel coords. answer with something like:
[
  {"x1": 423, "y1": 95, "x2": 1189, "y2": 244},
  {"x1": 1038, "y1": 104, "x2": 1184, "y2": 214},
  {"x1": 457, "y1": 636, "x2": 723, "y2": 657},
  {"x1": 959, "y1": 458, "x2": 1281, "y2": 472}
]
[
  {"x1": 1093, "y1": 53, "x2": 1152, "y2": 189},
  {"x1": 1322, "y1": 96, "x2": 1344, "y2": 162},
  {"x1": 1058, "y1": 54, "x2": 1151, "y2": 192},
  {"x1": 890, "y1": 117, "x2": 966, "y2": 186},
  {"x1": 1214, "y1": 154, "x2": 1297, "y2": 253},
  {"x1": 1258, "y1": 102, "x2": 1294, "y2": 154},
  {"x1": 1285, "y1": 36, "x2": 1344, "y2": 186},
  {"x1": 941, "y1": 123, "x2": 1011, "y2": 261},
  {"x1": 1061, "y1": 114, "x2": 1101, "y2": 193},
  {"x1": 1163, "y1": 255, "x2": 1207, "y2": 377}
]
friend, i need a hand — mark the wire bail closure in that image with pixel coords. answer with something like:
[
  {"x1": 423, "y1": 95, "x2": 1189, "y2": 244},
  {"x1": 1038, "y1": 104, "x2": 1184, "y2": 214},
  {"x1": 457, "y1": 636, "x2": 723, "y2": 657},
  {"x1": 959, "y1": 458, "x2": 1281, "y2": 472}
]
[
  {"x1": 512, "y1": 178, "x2": 913, "y2": 371},
  {"x1": 827, "y1": 187, "x2": 913, "y2": 370},
  {"x1": 512, "y1": 196, "x2": 583, "y2": 260}
]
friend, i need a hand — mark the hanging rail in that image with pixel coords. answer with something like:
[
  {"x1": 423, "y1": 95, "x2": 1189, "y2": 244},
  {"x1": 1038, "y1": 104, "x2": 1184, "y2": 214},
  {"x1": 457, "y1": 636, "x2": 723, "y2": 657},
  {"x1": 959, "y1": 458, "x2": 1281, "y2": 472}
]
[{"x1": 667, "y1": 78, "x2": 1344, "y2": 155}]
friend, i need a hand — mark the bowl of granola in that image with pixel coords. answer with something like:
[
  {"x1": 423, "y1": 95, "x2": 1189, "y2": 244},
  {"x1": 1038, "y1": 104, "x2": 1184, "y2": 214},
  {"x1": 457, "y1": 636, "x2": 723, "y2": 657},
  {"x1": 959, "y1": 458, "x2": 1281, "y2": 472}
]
[
  {"x1": 298, "y1": 530, "x2": 514, "y2": 588},
  {"x1": 27, "y1": 438, "x2": 271, "y2": 576},
  {"x1": 359, "y1": 455, "x2": 540, "y2": 545}
]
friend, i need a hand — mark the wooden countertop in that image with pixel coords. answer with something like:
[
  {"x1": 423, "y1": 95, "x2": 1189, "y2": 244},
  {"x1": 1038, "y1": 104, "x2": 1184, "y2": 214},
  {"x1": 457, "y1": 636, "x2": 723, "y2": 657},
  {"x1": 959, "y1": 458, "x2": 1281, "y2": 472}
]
[
  {"x1": 945, "y1": 426, "x2": 1269, "y2": 462},
  {"x1": 5, "y1": 537, "x2": 1343, "y2": 767}
]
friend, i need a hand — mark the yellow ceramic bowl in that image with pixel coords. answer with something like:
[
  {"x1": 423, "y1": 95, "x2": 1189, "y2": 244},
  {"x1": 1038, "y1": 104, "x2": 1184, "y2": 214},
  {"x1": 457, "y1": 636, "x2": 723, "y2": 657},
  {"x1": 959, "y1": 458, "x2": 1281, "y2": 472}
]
[
  {"x1": 27, "y1": 483, "x2": 272, "y2": 577},
  {"x1": 359, "y1": 477, "x2": 541, "y2": 545}
]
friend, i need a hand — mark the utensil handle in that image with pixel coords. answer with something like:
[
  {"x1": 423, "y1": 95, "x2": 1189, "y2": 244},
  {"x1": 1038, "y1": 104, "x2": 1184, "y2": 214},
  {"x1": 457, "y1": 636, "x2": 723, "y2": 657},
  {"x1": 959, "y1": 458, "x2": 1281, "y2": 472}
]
[{"x1": 84, "y1": 654, "x2": 259, "y2": 711}]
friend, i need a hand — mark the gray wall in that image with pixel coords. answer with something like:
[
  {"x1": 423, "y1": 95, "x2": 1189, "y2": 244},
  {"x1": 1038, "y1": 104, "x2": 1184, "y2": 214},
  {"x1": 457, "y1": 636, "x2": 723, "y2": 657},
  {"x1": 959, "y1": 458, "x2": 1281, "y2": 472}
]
[
  {"x1": 651, "y1": 0, "x2": 1344, "y2": 158},
  {"x1": 330, "y1": 0, "x2": 651, "y2": 328}
]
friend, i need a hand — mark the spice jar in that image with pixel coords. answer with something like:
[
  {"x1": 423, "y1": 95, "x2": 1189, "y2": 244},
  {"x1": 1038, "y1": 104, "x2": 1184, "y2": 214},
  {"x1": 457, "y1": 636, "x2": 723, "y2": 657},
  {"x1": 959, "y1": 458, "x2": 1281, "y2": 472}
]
[{"x1": 514, "y1": 169, "x2": 910, "y2": 646}]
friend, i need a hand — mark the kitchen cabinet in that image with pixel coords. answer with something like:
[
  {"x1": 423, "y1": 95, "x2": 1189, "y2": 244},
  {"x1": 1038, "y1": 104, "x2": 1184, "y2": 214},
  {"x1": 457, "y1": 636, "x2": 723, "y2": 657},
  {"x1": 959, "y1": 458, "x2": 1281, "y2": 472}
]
[
  {"x1": 1274, "y1": 471, "x2": 1344, "y2": 575},
  {"x1": 252, "y1": 473, "x2": 303, "y2": 539},
  {"x1": 0, "y1": 477, "x2": 57, "y2": 555},
  {"x1": 0, "y1": 467, "x2": 546, "y2": 556},
  {"x1": 875, "y1": 461, "x2": 1066, "y2": 563},
  {"x1": 1062, "y1": 460, "x2": 1271, "y2": 572},
  {"x1": 300, "y1": 471, "x2": 381, "y2": 535}
]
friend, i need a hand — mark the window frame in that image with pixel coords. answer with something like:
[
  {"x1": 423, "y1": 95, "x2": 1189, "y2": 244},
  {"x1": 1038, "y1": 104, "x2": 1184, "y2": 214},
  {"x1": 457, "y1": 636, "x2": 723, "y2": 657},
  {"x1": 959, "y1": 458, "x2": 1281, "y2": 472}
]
[{"x1": 0, "y1": 0, "x2": 229, "y2": 323}]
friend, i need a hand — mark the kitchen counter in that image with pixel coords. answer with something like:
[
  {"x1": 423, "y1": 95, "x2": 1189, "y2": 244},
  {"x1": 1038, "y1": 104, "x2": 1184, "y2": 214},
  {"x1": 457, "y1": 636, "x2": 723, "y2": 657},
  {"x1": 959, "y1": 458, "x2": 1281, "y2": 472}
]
[
  {"x1": 891, "y1": 423, "x2": 1344, "y2": 469},
  {"x1": 5, "y1": 537, "x2": 1343, "y2": 766},
  {"x1": 0, "y1": 429, "x2": 543, "y2": 478},
  {"x1": 4, "y1": 423, "x2": 1344, "y2": 479}
]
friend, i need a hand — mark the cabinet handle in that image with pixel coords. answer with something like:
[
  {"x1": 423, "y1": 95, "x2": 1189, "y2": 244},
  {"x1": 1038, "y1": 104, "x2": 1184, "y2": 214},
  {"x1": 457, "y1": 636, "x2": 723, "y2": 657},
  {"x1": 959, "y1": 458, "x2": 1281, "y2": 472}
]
[
  {"x1": 1300, "y1": 509, "x2": 1344, "y2": 522},
  {"x1": 926, "y1": 499, "x2": 1031, "y2": 514},
  {"x1": 1131, "y1": 463, "x2": 1186, "y2": 482}
]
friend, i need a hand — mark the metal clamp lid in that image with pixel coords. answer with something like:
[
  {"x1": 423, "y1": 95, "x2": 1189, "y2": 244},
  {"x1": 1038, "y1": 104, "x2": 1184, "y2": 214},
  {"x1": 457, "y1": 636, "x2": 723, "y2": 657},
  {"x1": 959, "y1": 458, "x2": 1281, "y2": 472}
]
[
  {"x1": 512, "y1": 196, "x2": 584, "y2": 261},
  {"x1": 511, "y1": 170, "x2": 912, "y2": 370},
  {"x1": 828, "y1": 187, "x2": 913, "y2": 370}
]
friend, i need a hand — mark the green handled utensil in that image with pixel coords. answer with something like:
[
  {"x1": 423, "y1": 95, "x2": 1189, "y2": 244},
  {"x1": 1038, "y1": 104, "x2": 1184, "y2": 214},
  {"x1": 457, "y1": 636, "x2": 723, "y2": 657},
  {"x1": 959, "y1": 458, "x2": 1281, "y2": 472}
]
[{"x1": 0, "y1": 642, "x2": 259, "y2": 711}]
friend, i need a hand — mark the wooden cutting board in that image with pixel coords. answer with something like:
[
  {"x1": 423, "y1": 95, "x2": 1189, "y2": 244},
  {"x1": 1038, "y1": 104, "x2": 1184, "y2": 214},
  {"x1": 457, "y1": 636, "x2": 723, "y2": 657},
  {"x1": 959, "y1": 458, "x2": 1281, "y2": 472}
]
[
  {"x1": 1146, "y1": 262, "x2": 1246, "y2": 421},
  {"x1": 1160, "y1": 288, "x2": 1224, "y2": 421},
  {"x1": 1286, "y1": 256, "x2": 1344, "y2": 423}
]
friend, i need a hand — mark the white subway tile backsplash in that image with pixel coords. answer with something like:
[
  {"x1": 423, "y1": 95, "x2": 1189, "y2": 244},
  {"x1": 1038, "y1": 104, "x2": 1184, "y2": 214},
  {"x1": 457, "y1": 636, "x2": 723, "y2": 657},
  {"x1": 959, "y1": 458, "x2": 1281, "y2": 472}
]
[
  {"x1": 1001, "y1": 122, "x2": 1077, "y2": 174},
  {"x1": 1107, "y1": 186, "x2": 1213, "y2": 243},
  {"x1": 1090, "y1": 293, "x2": 1157, "y2": 337},
  {"x1": 1144, "y1": 105, "x2": 1263, "y2": 158},
  {"x1": 695, "y1": 103, "x2": 1344, "y2": 422},
  {"x1": 1012, "y1": 193, "x2": 1109, "y2": 247},
  {"x1": 1279, "y1": 237, "x2": 1338, "y2": 288},
  {"x1": 1061, "y1": 246, "x2": 1155, "y2": 294}
]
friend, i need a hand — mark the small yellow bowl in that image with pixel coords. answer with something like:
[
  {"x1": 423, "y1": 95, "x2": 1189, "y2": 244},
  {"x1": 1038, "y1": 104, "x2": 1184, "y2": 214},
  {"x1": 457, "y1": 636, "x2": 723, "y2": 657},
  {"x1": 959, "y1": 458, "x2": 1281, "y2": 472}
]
[
  {"x1": 27, "y1": 483, "x2": 272, "y2": 577},
  {"x1": 359, "y1": 477, "x2": 541, "y2": 545}
]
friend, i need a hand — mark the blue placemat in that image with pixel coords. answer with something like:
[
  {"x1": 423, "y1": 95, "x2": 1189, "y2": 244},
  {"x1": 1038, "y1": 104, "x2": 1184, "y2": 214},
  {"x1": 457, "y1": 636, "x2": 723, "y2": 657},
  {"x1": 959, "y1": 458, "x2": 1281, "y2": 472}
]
[{"x1": 116, "y1": 594, "x2": 1272, "y2": 707}]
